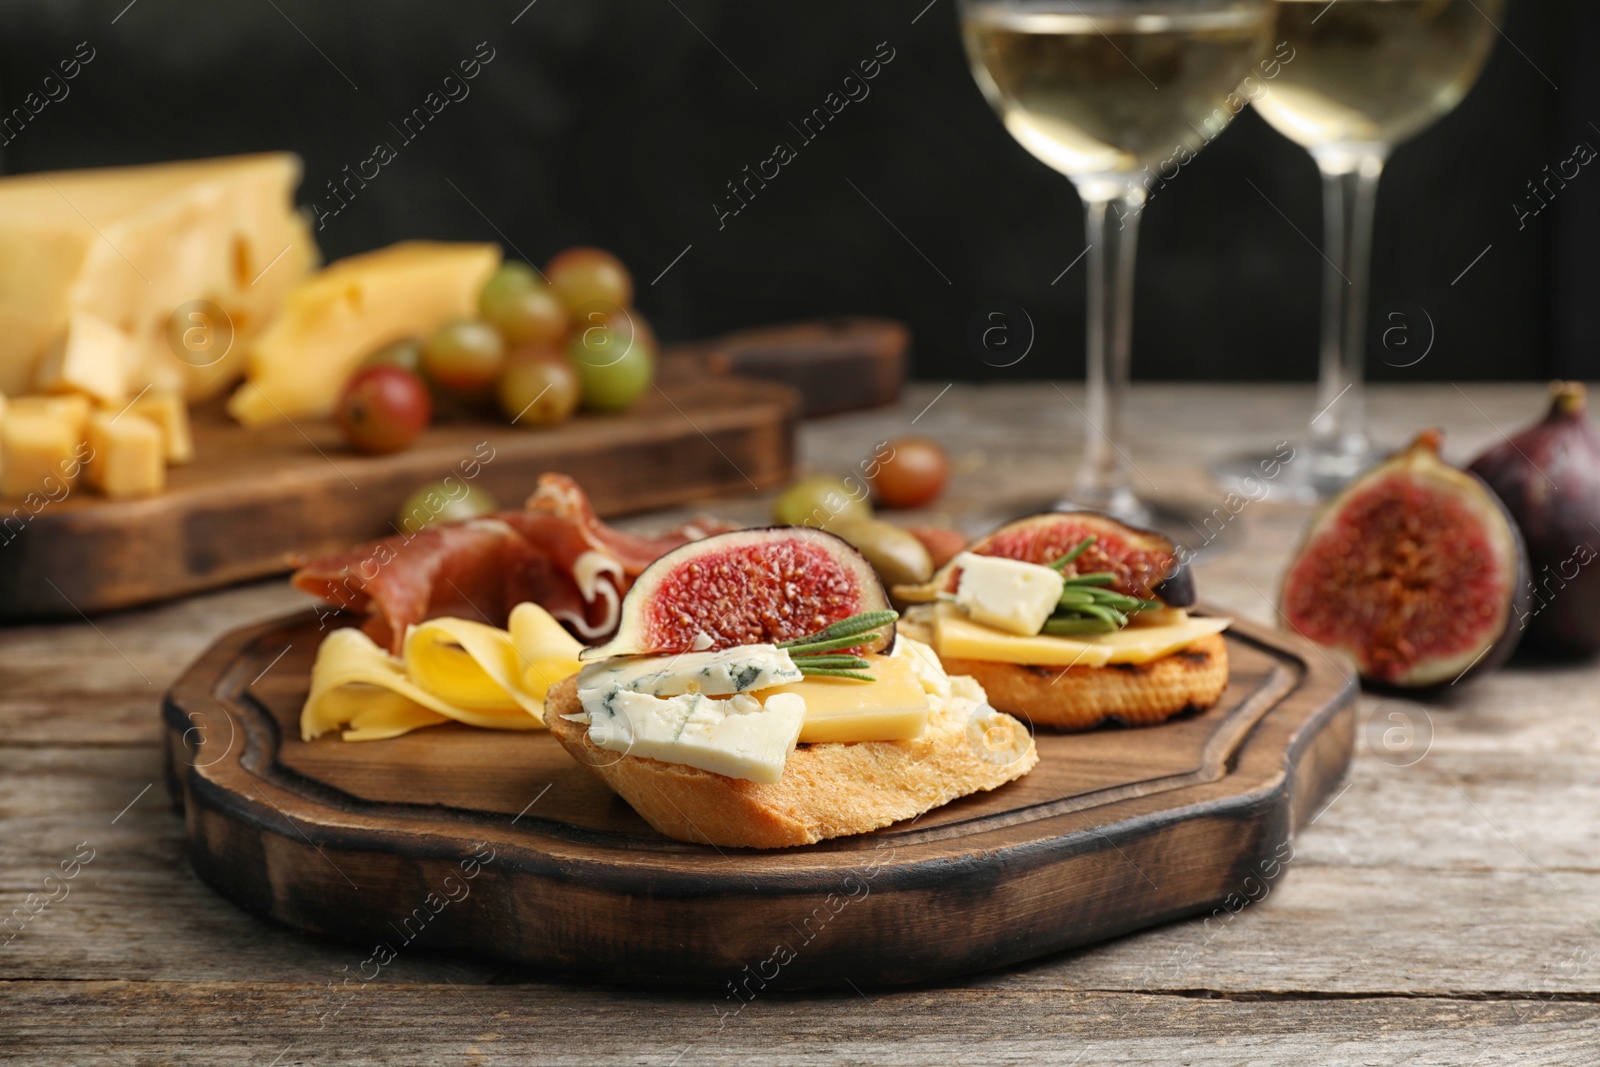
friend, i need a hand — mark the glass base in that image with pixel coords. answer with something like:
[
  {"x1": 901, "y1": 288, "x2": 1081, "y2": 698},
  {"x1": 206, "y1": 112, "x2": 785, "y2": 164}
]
[{"x1": 1211, "y1": 438, "x2": 1388, "y2": 505}]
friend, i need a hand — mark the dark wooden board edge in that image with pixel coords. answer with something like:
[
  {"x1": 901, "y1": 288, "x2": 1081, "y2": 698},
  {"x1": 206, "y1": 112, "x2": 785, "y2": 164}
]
[
  {"x1": 161, "y1": 610, "x2": 1355, "y2": 989},
  {"x1": 664, "y1": 317, "x2": 909, "y2": 417},
  {"x1": 0, "y1": 378, "x2": 798, "y2": 621}
]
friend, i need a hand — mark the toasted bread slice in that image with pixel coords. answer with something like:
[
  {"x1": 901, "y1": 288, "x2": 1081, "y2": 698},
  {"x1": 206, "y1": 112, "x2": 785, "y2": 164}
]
[
  {"x1": 941, "y1": 632, "x2": 1229, "y2": 731},
  {"x1": 544, "y1": 674, "x2": 1038, "y2": 849}
]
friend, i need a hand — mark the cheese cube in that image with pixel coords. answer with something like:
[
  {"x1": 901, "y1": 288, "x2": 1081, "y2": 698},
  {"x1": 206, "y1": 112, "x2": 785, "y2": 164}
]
[
  {"x1": 953, "y1": 552, "x2": 1065, "y2": 636},
  {"x1": 1, "y1": 412, "x2": 81, "y2": 499},
  {"x1": 228, "y1": 242, "x2": 500, "y2": 427},
  {"x1": 10, "y1": 394, "x2": 90, "y2": 440},
  {"x1": 84, "y1": 411, "x2": 164, "y2": 498},
  {"x1": 34, "y1": 312, "x2": 133, "y2": 404},
  {"x1": 127, "y1": 390, "x2": 194, "y2": 464}
]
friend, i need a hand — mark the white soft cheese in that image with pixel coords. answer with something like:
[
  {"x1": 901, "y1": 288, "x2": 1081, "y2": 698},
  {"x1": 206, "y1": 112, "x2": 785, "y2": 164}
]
[
  {"x1": 952, "y1": 552, "x2": 1065, "y2": 636},
  {"x1": 576, "y1": 644, "x2": 802, "y2": 698},
  {"x1": 571, "y1": 646, "x2": 808, "y2": 783}
]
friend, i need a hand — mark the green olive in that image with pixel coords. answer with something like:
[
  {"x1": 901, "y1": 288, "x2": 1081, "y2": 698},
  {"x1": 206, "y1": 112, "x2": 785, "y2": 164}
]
[
  {"x1": 829, "y1": 519, "x2": 933, "y2": 587},
  {"x1": 772, "y1": 475, "x2": 872, "y2": 528},
  {"x1": 395, "y1": 481, "x2": 498, "y2": 536}
]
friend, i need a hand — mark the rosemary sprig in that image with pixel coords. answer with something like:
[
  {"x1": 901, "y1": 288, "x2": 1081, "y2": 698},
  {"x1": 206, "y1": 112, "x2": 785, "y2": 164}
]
[
  {"x1": 781, "y1": 609, "x2": 899, "y2": 681},
  {"x1": 1045, "y1": 569, "x2": 1163, "y2": 635}
]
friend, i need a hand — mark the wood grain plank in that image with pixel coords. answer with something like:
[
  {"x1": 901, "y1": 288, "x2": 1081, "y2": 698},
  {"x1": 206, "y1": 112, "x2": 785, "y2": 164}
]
[
  {"x1": 0, "y1": 983, "x2": 1594, "y2": 1066},
  {"x1": 4, "y1": 746, "x2": 1600, "y2": 996}
]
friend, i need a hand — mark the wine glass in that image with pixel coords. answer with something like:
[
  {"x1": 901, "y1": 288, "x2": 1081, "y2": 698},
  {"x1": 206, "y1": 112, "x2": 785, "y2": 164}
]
[
  {"x1": 960, "y1": 0, "x2": 1276, "y2": 526},
  {"x1": 1214, "y1": 0, "x2": 1505, "y2": 500}
]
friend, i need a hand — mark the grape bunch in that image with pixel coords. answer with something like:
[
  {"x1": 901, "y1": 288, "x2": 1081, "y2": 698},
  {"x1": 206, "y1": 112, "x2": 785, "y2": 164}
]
[{"x1": 335, "y1": 247, "x2": 655, "y2": 455}]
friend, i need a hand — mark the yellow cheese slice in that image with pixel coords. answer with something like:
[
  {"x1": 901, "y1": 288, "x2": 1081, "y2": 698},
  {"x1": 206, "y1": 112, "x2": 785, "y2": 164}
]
[
  {"x1": 300, "y1": 602, "x2": 584, "y2": 741},
  {"x1": 932, "y1": 602, "x2": 1230, "y2": 667},
  {"x1": 508, "y1": 602, "x2": 586, "y2": 699},
  {"x1": 0, "y1": 153, "x2": 315, "y2": 401},
  {"x1": 758, "y1": 652, "x2": 930, "y2": 743},
  {"x1": 228, "y1": 241, "x2": 500, "y2": 426}
]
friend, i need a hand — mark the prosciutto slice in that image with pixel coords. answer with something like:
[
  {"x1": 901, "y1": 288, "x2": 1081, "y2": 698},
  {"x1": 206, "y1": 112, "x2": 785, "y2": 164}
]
[{"x1": 292, "y1": 474, "x2": 731, "y2": 653}]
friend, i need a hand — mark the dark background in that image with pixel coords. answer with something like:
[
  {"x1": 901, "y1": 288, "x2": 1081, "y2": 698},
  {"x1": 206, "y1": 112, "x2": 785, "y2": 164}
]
[{"x1": 2, "y1": 0, "x2": 1594, "y2": 382}]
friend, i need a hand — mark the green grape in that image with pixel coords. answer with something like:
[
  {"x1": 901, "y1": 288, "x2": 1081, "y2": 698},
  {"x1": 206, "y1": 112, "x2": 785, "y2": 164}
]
[
  {"x1": 480, "y1": 263, "x2": 568, "y2": 345},
  {"x1": 422, "y1": 318, "x2": 505, "y2": 394},
  {"x1": 359, "y1": 337, "x2": 424, "y2": 375},
  {"x1": 568, "y1": 318, "x2": 655, "y2": 411},
  {"x1": 497, "y1": 346, "x2": 581, "y2": 426}
]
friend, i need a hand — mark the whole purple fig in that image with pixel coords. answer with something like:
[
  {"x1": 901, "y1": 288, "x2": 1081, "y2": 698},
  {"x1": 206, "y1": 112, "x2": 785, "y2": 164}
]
[{"x1": 1469, "y1": 382, "x2": 1600, "y2": 656}]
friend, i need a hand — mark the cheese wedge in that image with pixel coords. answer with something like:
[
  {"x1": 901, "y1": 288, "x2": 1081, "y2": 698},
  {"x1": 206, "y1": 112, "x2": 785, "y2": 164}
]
[
  {"x1": 933, "y1": 602, "x2": 1231, "y2": 667},
  {"x1": 84, "y1": 410, "x2": 164, "y2": 499},
  {"x1": 0, "y1": 153, "x2": 314, "y2": 401},
  {"x1": 228, "y1": 241, "x2": 501, "y2": 426},
  {"x1": 760, "y1": 652, "x2": 931, "y2": 743}
]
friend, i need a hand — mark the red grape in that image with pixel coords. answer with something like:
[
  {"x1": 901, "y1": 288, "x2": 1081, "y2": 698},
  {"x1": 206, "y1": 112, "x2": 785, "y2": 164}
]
[
  {"x1": 335, "y1": 366, "x2": 432, "y2": 454},
  {"x1": 869, "y1": 437, "x2": 950, "y2": 508}
]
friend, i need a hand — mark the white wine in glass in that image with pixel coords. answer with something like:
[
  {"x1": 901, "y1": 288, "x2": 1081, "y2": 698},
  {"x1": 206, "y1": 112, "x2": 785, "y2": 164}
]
[
  {"x1": 1218, "y1": 0, "x2": 1504, "y2": 499},
  {"x1": 961, "y1": 0, "x2": 1275, "y2": 525}
]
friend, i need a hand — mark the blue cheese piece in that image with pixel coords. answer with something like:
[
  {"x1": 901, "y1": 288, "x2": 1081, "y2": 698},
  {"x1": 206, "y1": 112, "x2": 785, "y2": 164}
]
[
  {"x1": 575, "y1": 686, "x2": 806, "y2": 783},
  {"x1": 575, "y1": 644, "x2": 802, "y2": 699},
  {"x1": 571, "y1": 645, "x2": 809, "y2": 783},
  {"x1": 953, "y1": 552, "x2": 1065, "y2": 636}
]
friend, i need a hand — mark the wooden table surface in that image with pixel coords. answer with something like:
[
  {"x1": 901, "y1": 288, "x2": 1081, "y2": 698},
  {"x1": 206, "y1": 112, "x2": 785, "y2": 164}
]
[{"x1": 4, "y1": 382, "x2": 1597, "y2": 1066}]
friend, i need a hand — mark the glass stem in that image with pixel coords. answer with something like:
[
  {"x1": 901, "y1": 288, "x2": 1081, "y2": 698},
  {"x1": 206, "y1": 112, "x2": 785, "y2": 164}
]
[
  {"x1": 1070, "y1": 187, "x2": 1145, "y2": 523},
  {"x1": 1310, "y1": 151, "x2": 1385, "y2": 467}
]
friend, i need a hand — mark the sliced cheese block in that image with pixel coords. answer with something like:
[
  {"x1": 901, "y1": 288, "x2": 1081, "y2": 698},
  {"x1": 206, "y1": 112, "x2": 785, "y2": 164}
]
[
  {"x1": 35, "y1": 312, "x2": 133, "y2": 404},
  {"x1": 127, "y1": 391, "x2": 194, "y2": 464},
  {"x1": 228, "y1": 241, "x2": 501, "y2": 427},
  {"x1": 0, "y1": 410, "x2": 82, "y2": 499},
  {"x1": 933, "y1": 602, "x2": 1231, "y2": 667},
  {"x1": 84, "y1": 410, "x2": 164, "y2": 499},
  {"x1": 760, "y1": 651, "x2": 930, "y2": 743},
  {"x1": 0, "y1": 153, "x2": 315, "y2": 401}
]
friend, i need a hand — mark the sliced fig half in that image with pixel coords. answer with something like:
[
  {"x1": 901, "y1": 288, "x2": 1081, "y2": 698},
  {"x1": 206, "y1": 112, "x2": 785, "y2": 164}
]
[
  {"x1": 582, "y1": 527, "x2": 893, "y2": 659},
  {"x1": 1281, "y1": 429, "x2": 1530, "y2": 687},
  {"x1": 895, "y1": 511, "x2": 1193, "y2": 606}
]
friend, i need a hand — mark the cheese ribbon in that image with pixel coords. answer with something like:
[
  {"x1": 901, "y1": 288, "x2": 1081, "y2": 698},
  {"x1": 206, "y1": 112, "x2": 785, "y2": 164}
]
[{"x1": 300, "y1": 602, "x2": 585, "y2": 742}]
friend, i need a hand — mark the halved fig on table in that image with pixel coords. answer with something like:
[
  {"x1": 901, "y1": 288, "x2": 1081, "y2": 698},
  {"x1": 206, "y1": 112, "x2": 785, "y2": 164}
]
[
  {"x1": 582, "y1": 527, "x2": 894, "y2": 659},
  {"x1": 893, "y1": 511, "x2": 1194, "y2": 607},
  {"x1": 1281, "y1": 429, "x2": 1530, "y2": 687}
]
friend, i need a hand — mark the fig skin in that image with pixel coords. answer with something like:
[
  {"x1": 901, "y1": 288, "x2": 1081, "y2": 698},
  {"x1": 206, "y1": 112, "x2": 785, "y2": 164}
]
[
  {"x1": 1469, "y1": 382, "x2": 1600, "y2": 656},
  {"x1": 1281, "y1": 430, "x2": 1531, "y2": 688}
]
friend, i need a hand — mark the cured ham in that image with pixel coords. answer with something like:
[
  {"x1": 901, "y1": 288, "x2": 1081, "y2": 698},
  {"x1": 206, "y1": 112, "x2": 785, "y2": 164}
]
[{"x1": 292, "y1": 474, "x2": 732, "y2": 653}]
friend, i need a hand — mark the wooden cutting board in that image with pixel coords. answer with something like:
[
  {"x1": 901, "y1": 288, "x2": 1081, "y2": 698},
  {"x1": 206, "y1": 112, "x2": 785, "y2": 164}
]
[
  {"x1": 0, "y1": 318, "x2": 906, "y2": 621},
  {"x1": 162, "y1": 610, "x2": 1355, "y2": 988}
]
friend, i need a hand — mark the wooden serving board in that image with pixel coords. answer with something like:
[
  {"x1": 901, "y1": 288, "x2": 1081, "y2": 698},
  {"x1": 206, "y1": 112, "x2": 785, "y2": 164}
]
[
  {"x1": 162, "y1": 610, "x2": 1356, "y2": 989},
  {"x1": 0, "y1": 318, "x2": 907, "y2": 622}
]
